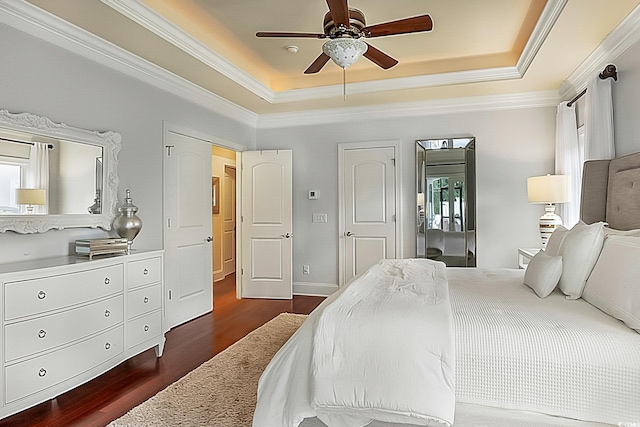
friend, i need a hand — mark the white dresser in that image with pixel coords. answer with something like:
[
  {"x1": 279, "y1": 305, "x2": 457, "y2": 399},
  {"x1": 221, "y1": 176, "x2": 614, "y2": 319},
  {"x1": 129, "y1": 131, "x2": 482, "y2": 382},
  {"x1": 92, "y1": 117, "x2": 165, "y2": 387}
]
[{"x1": 0, "y1": 250, "x2": 164, "y2": 419}]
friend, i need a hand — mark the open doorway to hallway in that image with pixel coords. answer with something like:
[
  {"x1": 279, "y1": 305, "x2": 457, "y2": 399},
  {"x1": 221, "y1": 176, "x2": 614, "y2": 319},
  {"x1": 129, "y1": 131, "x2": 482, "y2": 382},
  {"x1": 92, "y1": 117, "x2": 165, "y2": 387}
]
[{"x1": 211, "y1": 146, "x2": 237, "y2": 304}]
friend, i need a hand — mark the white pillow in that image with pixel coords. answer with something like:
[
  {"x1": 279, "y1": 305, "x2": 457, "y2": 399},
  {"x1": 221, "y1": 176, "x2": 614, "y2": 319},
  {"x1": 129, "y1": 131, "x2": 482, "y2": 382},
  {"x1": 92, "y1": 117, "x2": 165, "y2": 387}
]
[
  {"x1": 558, "y1": 221, "x2": 605, "y2": 299},
  {"x1": 545, "y1": 226, "x2": 568, "y2": 257},
  {"x1": 523, "y1": 251, "x2": 563, "y2": 298},
  {"x1": 583, "y1": 235, "x2": 640, "y2": 332},
  {"x1": 603, "y1": 226, "x2": 640, "y2": 238}
]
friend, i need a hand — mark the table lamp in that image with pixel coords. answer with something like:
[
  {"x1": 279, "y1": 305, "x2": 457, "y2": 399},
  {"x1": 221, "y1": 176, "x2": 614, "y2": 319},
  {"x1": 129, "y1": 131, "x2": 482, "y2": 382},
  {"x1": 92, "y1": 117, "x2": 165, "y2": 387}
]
[
  {"x1": 527, "y1": 174, "x2": 570, "y2": 246},
  {"x1": 16, "y1": 188, "x2": 46, "y2": 214}
]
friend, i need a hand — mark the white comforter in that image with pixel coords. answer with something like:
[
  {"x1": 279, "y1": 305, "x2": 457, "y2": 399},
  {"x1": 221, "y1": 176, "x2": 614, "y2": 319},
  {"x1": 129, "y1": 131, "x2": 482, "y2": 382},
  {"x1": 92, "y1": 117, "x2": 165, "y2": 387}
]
[{"x1": 254, "y1": 258, "x2": 455, "y2": 427}]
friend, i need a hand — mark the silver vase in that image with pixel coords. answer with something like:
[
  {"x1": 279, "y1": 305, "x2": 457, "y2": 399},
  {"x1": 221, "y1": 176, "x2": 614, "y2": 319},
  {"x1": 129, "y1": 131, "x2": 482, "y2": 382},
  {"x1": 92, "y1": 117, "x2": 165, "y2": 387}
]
[{"x1": 113, "y1": 189, "x2": 143, "y2": 254}]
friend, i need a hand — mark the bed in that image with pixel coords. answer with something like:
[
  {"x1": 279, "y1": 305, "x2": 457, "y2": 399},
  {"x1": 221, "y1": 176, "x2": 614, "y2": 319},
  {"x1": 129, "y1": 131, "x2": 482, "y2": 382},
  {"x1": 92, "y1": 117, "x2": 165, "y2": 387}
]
[{"x1": 254, "y1": 152, "x2": 640, "y2": 427}]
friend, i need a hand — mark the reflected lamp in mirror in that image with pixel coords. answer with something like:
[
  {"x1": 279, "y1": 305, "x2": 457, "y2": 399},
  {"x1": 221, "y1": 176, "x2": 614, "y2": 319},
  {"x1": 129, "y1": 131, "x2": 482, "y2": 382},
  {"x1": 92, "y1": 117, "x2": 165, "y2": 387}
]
[
  {"x1": 16, "y1": 188, "x2": 46, "y2": 214},
  {"x1": 527, "y1": 174, "x2": 571, "y2": 246}
]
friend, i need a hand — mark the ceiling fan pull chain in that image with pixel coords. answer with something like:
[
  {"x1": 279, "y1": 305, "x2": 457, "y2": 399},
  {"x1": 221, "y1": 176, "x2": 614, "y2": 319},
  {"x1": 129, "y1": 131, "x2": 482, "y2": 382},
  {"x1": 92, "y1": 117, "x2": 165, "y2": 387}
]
[{"x1": 343, "y1": 68, "x2": 346, "y2": 102}]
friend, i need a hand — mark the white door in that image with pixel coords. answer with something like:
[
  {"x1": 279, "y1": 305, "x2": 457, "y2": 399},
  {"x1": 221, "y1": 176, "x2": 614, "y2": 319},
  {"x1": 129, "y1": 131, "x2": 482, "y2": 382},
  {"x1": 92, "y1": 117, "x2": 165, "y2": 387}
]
[
  {"x1": 164, "y1": 130, "x2": 213, "y2": 329},
  {"x1": 241, "y1": 150, "x2": 293, "y2": 299},
  {"x1": 223, "y1": 165, "x2": 236, "y2": 276},
  {"x1": 341, "y1": 146, "x2": 397, "y2": 284}
]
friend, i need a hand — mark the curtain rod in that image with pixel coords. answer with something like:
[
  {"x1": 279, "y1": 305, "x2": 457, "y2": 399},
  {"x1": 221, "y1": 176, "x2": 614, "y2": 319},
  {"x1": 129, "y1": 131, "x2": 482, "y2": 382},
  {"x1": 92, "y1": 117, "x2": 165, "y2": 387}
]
[
  {"x1": 0, "y1": 136, "x2": 54, "y2": 150},
  {"x1": 567, "y1": 64, "x2": 618, "y2": 107}
]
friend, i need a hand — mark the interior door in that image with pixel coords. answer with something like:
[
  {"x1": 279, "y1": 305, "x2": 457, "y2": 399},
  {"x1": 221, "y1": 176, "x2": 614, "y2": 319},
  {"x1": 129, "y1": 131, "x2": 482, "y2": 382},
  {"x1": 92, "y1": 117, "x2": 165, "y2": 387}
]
[
  {"x1": 342, "y1": 146, "x2": 396, "y2": 284},
  {"x1": 164, "y1": 130, "x2": 213, "y2": 329},
  {"x1": 240, "y1": 150, "x2": 293, "y2": 299},
  {"x1": 223, "y1": 165, "x2": 236, "y2": 276}
]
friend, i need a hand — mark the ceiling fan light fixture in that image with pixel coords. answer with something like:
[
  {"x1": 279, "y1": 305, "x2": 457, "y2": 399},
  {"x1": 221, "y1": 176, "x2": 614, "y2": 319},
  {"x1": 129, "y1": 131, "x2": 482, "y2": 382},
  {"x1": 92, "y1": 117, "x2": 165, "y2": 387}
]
[{"x1": 322, "y1": 38, "x2": 368, "y2": 69}]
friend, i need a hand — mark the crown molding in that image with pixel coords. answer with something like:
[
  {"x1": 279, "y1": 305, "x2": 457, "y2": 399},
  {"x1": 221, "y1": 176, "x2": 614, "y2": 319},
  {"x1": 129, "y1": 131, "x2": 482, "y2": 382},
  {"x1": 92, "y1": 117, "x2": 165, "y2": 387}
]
[
  {"x1": 101, "y1": 0, "x2": 566, "y2": 104},
  {"x1": 559, "y1": 4, "x2": 640, "y2": 100},
  {"x1": 0, "y1": 0, "x2": 258, "y2": 128},
  {"x1": 258, "y1": 90, "x2": 561, "y2": 129},
  {"x1": 100, "y1": 0, "x2": 274, "y2": 103}
]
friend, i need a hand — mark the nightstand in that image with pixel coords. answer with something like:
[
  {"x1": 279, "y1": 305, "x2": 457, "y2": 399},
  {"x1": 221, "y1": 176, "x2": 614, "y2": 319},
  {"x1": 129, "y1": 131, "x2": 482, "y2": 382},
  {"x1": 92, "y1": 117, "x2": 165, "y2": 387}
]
[{"x1": 518, "y1": 247, "x2": 542, "y2": 269}]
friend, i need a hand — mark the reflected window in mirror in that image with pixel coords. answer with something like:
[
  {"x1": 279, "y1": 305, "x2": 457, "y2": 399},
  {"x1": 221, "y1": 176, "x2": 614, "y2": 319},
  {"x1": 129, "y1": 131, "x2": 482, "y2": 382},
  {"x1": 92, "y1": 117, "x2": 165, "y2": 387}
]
[{"x1": 416, "y1": 137, "x2": 476, "y2": 267}]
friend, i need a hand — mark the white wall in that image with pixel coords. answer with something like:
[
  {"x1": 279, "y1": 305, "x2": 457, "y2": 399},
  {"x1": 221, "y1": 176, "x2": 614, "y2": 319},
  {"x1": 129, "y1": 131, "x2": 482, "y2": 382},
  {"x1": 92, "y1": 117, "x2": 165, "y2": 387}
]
[
  {"x1": 612, "y1": 39, "x2": 640, "y2": 156},
  {"x1": 0, "y1": 23, "x2": 255, "y2": 263},
  {"x1": 257, "y1": 107, "x2": 556, "y2": 286}
]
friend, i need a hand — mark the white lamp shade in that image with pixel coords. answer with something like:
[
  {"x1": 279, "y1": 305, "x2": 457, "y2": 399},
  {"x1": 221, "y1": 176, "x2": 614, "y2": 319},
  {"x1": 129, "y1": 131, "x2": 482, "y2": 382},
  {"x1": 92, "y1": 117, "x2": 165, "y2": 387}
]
[
  {"x1": 527, "y1": 175, "x2": 571, "y2": 204},
  {"x1": 322, "y1": 38, "x2": 368, "y2": 69},
  {"x1": 16, "y1": 188, "x2": 46, "y2": 205}
]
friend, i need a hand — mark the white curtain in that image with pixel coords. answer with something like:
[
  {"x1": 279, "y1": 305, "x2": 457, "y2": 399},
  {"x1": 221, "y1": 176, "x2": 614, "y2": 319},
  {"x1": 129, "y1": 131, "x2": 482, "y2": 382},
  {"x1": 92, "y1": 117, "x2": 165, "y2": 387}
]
[
  {"x1": 555, "y1": 102, "x2": 581, "y2": 228},
  {"x1": 26, "y1": 142, "x2": 49, "y2": 214},
  {"x1": 584, "y1": 74, "x2": 615, "y2": 161}
]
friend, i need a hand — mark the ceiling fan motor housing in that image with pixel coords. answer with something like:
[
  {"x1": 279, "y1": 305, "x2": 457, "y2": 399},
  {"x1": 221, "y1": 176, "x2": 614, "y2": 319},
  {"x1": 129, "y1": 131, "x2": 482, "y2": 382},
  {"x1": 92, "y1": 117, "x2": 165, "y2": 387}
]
[{"x1": 323, "y1": 8, "x2": 366, "y2": 38}]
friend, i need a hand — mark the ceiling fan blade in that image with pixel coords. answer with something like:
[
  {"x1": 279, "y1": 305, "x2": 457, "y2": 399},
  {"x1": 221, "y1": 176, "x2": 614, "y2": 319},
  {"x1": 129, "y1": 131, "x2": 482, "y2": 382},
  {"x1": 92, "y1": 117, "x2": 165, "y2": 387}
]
[
  {"x1": 363, "y1": 14, "x2": 433, "y2": 38},
  {"x1": 363, "y1": 43, "x2": 398, "y2": 69},
  {"x1": 304, "y1": 53, "x2": 331, "y2": 74},
  {"x1": 325, "y1": 0, "x2": 350, "y2": 27},
  {"x1": 256, "y1": 32, "x2": 326, "y2": 39}
]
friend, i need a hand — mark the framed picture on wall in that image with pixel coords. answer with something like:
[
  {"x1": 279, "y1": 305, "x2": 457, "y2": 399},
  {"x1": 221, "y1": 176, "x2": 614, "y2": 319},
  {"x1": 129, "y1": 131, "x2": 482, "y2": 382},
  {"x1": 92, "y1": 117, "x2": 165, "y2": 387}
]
[{"x1": 212, "y1": 176, "x2": 220, "y2": 214}]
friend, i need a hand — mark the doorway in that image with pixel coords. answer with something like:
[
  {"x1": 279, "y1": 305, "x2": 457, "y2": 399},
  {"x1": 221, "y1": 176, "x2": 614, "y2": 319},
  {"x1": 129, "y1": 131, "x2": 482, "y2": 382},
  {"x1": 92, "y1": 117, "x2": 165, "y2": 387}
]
[{"x1": 212, "y1": 146, "x2": 237, "y2": 290}]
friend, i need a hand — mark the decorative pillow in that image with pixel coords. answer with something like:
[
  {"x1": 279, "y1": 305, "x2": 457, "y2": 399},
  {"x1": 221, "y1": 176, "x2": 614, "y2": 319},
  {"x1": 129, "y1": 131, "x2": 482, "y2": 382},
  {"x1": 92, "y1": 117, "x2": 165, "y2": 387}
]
[
  {"x1": 545, "y1": 226, "x2": 568, "y2": 257},
  {"x1": 583, "y1": 235, "x2": 640, "y2": 332},
  {"x1": 523, "y1": 251, "x2": 563, "y2": 298},
  {"x1": 558, "y1": 221, "x2": 605, "y2": 299}
]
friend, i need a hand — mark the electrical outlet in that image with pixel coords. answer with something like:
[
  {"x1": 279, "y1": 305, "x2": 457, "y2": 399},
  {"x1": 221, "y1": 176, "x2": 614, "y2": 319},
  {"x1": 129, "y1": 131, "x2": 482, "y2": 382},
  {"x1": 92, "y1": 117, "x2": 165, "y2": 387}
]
[{"x1": 302, "y1": 265, "x2": 310, "y2": 275}]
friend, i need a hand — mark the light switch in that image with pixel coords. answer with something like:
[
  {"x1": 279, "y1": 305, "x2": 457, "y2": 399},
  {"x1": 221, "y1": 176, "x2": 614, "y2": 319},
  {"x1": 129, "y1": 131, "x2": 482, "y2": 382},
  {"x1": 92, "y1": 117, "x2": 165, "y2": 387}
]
[
  {"x1": 308, "y1": 190, "x2": 319, "y2": 200},
  {"x1": 312, "y1": 213, "x2": 328, "y2": 223}
]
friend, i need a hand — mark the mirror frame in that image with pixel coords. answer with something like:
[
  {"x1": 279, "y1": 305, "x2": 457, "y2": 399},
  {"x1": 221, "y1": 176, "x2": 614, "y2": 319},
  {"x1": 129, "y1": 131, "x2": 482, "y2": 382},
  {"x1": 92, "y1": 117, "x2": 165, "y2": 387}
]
[{"x1": 0, "y1": 109, "x2": 121, "y2": 234}]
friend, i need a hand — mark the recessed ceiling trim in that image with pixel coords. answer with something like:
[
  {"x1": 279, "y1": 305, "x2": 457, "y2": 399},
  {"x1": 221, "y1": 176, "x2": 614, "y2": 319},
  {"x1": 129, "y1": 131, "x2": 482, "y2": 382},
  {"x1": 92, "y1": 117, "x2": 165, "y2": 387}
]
[
  {"x1": 0, "y1": 1, "x2": 258, "y2": 127},
  {"x1": 100, "y1": 0, "x2": 275, "y2": 103},
  {"x1": 258, "y1": 90, "x2": 561, "y2": 129},
  {"x1": 559, "y1": 3, "x2": 640, "y2": 100},
  {"x1": 516, "y1": 0, "x2": 568, "y2": 74},
  {"x1": 101, "y1": 0, "x2": 568, "y2": 104},
  {"x1": 272, "y1": 66, "x2": 523, "y2": 103}
]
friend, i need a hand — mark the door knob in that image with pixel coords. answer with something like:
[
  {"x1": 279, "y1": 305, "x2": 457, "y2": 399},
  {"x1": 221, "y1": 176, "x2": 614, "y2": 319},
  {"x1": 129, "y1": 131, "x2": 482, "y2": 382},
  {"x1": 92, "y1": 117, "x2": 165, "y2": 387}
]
[
  {"x1": 281, "y1": 233, "x2": 292, "y2": 239},
  {"x1": 206, "y1": 236, "x2": 213, "y2": 242},
  {"x1": 345, "y1": 231, "x2": 353, "y2": 237}
]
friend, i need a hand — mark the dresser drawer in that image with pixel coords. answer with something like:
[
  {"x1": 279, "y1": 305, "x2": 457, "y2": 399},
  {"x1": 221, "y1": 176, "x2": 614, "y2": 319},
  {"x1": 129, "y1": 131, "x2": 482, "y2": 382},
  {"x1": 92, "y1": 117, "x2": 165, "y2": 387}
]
[
  {"x1": 4, "y1": 264, "x2": 124, "y2": 321},
  {"x1": 127, "y1": 284, "x2": 161, "y2": 319},
  {"x1": 4, "y1": 325, "x2": 123, "y2": 404},
  {"x1": 127, "y1": 310, "x2": 161, "y2": 349},
  {"x1": 127, "y1": 257, "x2": 161, "y2": 289},
  {"x1": 4, "y1": 295, "x2": 124, "y2": 362}
]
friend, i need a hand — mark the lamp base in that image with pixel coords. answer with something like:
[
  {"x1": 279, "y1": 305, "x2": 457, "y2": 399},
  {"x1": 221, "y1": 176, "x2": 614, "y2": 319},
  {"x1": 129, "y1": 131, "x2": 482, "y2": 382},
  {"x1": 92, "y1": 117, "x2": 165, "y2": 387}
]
[{"x1": 539, "y1": 203, "x2": 562, "y2": 246}]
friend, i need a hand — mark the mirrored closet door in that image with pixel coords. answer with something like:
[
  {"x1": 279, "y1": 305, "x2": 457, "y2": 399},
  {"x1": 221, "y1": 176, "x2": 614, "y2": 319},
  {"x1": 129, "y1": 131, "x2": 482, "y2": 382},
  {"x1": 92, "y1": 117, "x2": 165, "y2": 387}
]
[{"x1": 416, "y1": 137, "x2": 476, "y2": 267}]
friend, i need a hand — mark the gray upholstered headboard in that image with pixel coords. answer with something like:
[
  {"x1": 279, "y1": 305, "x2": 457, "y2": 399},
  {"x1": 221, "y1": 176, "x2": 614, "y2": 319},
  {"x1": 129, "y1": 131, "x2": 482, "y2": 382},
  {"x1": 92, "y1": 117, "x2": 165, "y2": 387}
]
[{"x1": 581, "y1": 151, "x2": 640, "y2": 230}]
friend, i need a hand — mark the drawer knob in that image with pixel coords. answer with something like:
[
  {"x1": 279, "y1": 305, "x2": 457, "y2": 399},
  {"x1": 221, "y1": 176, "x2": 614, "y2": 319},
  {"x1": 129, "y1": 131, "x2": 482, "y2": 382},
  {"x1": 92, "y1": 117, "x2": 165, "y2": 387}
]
[
  {"x1": 37, "y1": 290, "x2": 46, "y2": 300},
  {"x1": 104, "y1": 277, "x2": 111, "y2": 285},
  {"x1": 105, "y1": 342, "x2": 111, "y2": 350},
  {"x1": 38, "y1": 329, "x2": 47, "y2": 339},
  {"x1": 144, "y1": 325, "x2": 150, "y2": 332},
  {"x1": 38, "y1": 368, "x2": 47, "y2": 377},
  {"x1": 104, "y1": 310, "x2": 111, "y2": 318},
  {"x1": 143, "y1": 297, "x2": 149, "y2": 304},
  {"x1": 143, "y1": 268, "x2": 149, "y2": 275}
]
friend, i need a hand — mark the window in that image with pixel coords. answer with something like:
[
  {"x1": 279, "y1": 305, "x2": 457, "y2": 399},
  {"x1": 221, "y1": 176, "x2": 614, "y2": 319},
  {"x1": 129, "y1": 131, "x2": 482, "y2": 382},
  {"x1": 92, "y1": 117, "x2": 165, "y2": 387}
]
[{"x1": 0, "y1": 159, "x2": 26, "y2": 214}]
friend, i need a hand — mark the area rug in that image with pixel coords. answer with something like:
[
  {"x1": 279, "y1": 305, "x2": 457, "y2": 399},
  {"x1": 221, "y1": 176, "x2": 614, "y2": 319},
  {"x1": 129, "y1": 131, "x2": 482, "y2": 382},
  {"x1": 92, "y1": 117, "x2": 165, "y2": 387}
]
[{"x1": 107, "y1": 312, "x2": 307, "y2": 427}]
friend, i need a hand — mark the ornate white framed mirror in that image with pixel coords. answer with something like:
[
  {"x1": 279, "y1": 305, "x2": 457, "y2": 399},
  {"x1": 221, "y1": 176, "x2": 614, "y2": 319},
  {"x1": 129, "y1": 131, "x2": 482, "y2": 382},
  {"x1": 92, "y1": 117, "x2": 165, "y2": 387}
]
[{"x1": 0, "y1": 109, "x2": 120, "y2": 233}]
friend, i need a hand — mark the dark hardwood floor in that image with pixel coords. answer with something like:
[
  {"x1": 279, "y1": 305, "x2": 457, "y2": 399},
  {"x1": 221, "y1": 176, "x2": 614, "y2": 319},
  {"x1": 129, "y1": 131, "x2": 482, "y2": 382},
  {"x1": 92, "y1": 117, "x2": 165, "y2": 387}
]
[{"x1": 1, "y1": 274, "x2": 324, "y2": 427}]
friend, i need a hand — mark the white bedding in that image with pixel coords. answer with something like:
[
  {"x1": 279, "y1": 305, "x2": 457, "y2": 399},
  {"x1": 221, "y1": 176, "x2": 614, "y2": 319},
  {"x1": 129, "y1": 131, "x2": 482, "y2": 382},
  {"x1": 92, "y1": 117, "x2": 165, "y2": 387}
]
[
  {"x1": 311, "y1": 259, "x2": 455, "y2": 427},
  {"x1": 448, "y1": 267, "x2": 640, "y2": 425},
  {"x1": 254, "y1": 265, "x2": 640, "y2": 427}
]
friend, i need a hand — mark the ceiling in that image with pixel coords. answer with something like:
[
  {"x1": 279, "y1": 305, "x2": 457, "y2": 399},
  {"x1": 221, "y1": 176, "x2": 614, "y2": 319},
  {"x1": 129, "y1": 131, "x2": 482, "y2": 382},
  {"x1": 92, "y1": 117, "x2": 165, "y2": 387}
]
[{"x1": 22, "y1": 0, "x2": 640, "y2": 116}]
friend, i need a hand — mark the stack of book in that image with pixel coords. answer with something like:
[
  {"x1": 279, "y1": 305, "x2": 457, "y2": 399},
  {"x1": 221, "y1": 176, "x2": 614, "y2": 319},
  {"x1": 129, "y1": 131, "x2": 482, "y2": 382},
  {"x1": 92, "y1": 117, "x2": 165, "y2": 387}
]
[{"x1": 75, "y1": 238, "x2": 129, "y2": 259}]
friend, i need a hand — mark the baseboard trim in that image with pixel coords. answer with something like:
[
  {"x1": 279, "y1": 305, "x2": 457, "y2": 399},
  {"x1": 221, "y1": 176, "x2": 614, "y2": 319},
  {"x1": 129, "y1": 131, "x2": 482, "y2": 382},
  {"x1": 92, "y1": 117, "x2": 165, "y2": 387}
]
[{"x1": 293, "y1": 282, "x2": 339, "y2": 297}]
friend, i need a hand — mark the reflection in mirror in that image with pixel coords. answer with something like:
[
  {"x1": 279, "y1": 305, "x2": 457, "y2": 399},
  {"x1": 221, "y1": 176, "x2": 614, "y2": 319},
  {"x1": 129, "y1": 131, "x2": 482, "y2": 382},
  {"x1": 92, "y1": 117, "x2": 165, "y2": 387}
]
[
  {"x1": 0, "y1": 110, "x2": 120, "y2": 233},
  {"x1": 416, "y1": 137, "x2": 476, "y2": 267}
]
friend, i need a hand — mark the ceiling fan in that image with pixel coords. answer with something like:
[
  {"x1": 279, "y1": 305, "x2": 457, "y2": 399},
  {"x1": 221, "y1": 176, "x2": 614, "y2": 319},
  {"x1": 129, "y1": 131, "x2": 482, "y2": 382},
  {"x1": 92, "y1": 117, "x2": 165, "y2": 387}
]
[{"x1": 256, "y1": 0, "x2": 433, "y2": 74}]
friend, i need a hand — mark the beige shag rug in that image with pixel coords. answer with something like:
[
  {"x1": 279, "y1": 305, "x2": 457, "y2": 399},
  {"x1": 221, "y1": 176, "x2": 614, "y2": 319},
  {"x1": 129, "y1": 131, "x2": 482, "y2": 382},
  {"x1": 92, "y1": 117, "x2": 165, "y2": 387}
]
[{"x1": 108, "y1": 312, "x2": 307, "y2": 427}]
